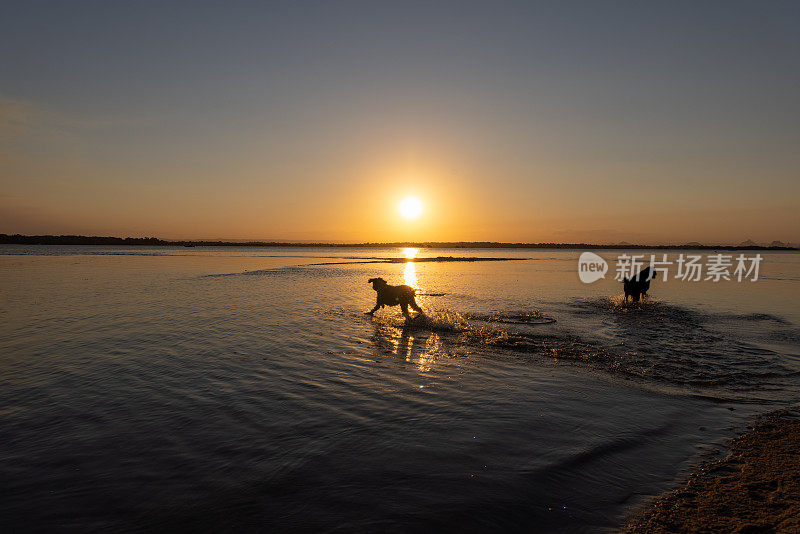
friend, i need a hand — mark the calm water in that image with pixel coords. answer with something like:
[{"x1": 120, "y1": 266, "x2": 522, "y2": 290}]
[{"x1": 2, "y1": 246, "x2": 799, "y2": 532}]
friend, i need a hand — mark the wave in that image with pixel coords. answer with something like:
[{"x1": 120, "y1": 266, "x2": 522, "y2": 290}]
[
  {"x1": 204, "y1": 266, "x2": 366, "y2": 278},
  {"x1": 466, "y1": 311, "x2": 557, "y2": 325},
  {"x1": 309, "y1": 256, "x2": 528, "y2": 266}
]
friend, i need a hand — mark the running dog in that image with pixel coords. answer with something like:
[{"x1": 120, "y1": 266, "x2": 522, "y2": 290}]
[
  {"x1": 365, "y1": 277, "x2": 424, "y2": 318},
  {"x1": 623, "y1": 266, "x2": 658, "y2": 302}
]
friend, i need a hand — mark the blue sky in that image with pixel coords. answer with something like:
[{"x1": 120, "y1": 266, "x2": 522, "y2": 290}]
[{"x1": 1, "y1": 1, "x2": 798, "y2": 242}]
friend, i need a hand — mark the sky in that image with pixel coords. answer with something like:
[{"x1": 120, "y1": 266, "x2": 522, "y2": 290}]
[{"x1": 1, "y1": 0, "x2": 798, "y2": 244}]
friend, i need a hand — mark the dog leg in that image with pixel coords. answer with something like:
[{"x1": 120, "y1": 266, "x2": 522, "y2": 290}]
[
  {"x1": 365, "y1": 303, "x2": 380, "y2": 315},
  {"x1": 401, "y1": 303, "x2": 411, "y2": 318},
  {"x1": 409, "y1": 297, "x2": 423, "y2": 315}
]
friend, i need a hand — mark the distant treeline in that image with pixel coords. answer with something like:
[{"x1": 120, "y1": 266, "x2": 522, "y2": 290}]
[{"x1": 0, "y1": 234, "x2": 796, "y2": 250}]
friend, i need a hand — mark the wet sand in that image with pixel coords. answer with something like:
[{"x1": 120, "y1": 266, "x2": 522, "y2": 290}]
[{"x1": 624, "y1": 410, "x2": 800, "y2": 533}]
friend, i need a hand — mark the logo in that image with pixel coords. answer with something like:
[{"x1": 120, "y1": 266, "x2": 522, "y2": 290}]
[
  {"x1": 577, "y1": 252, "x2": 763, "y2": 284},
  {"x1": 578, "y1": 252, "x2": 608, "y2": 283}
]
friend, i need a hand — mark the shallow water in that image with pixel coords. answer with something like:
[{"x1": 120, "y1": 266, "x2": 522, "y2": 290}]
[{"x1": 2, "y1": 246, "x2": 799, "y2": 531}]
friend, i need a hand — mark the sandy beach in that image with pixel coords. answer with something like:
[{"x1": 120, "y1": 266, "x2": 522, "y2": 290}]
[{"x1": 624, "y1": 410, "x2": 800, "y2": 533}]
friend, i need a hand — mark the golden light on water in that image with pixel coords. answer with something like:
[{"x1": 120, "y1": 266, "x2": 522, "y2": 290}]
[
  {"x1": 398, "y1": 197, "x2": 423, "y2": 219},
  {"x1": 403, "y1": 247, "x2": 419, "y2": 259},
  {"x1": 403, "y1": 247, "x2": 418, "y2": 288},
  {"x1": 404, "y1": 262, "x2": 417, "y2": 288}
]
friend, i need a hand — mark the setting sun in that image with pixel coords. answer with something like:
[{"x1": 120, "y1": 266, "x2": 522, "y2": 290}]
[{"x1": 398, "y1": 197, "x2": 423, "y2": 220}]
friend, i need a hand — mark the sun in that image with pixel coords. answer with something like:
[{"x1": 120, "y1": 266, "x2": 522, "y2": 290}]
[{"x1": 398, "y1": 196, "x2": 423, "y2": 219}]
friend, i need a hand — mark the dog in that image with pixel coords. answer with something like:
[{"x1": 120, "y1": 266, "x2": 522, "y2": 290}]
[
  {"x1": 623, "y1": 266, "x2": 658, "y2": 302},
  {"x1": 365, "y1": 277, "x2": 424, "y2": 318}
]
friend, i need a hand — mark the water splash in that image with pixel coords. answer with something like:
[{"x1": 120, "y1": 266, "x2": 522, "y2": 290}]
[{"x1": 365, "y1": 301, "x2": 800, "y2": 404}]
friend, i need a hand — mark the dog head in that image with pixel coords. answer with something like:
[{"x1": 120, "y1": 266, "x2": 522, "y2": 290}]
[
  {"x1": 635, "y1": 266, "x2": 656, "y2": 281},
  {"x1": 368, "y1": 277, "x2": 388, "y2": 290},
  {"x1": 643, "y1": 266, "x2": 658, "y2": 281},
  {"x1": 624, "y1": 266, "x2": 658, "y2": 284}
]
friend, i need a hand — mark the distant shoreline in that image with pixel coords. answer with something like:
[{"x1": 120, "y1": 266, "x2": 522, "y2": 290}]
[{"x1": 0, "y1": 234, "x2": 796, "y2": 251}]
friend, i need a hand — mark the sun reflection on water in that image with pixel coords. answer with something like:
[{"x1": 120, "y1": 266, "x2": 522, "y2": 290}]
[
  {"x1": 377, "y1": 321, "x2": 440, "y2": 372},
  {"x1": 404, "y1": 262, "x2": 417, "y2": 288},
  {"x1": 402, "y1": 248, "x2": 419, "y2": 288},
  {"x1": 367, "y1": 247, "x2": 445, "y2": 370},
  {"x1": 403, "y1": 247, "x2": 419, "y2": 259}
]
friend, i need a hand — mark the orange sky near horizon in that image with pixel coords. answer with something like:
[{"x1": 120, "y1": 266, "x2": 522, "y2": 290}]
[{"x1": 2, "y1": 135, "x2": 796, "y2": 244}]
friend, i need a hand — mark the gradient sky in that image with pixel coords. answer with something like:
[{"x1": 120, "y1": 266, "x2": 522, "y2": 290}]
[{"x1": 1, "y1": 1, "x2": 798, "y2": 243}]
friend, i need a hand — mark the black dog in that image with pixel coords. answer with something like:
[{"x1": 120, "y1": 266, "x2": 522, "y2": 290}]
[
  {"x1": 365, "y1": 277, "x2": 424, "y2": 318},
  {"x1": 623, "y1": 266, "x2": 658, "y2": 302}
]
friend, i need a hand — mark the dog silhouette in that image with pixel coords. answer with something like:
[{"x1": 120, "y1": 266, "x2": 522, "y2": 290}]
[
  {"x1": 623, "y1": 266, "x2": 657, "y2": 302},
  {"x1": 365, "y1": 277, "x2": 424, "y2": 318}
]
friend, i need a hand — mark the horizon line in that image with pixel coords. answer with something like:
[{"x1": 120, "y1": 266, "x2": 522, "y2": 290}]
[{"x1": 0, "y1": 233, "x2": 797, "y2": 251}]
